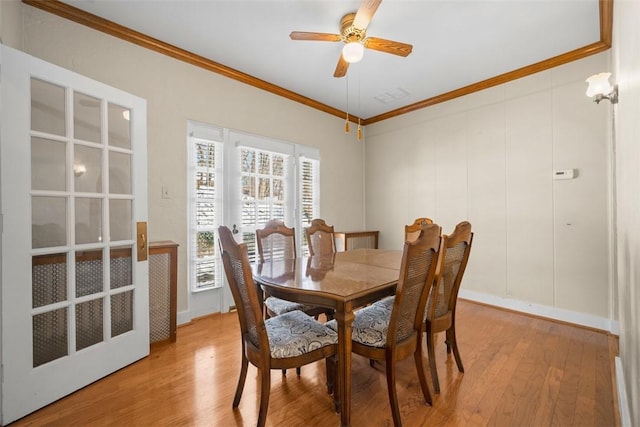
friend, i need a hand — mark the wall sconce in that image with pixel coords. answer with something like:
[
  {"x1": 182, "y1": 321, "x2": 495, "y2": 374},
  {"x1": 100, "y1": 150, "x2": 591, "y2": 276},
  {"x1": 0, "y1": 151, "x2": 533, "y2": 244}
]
[{"x1": 585, "y1": 72, "x2": 618, "y2": 104}]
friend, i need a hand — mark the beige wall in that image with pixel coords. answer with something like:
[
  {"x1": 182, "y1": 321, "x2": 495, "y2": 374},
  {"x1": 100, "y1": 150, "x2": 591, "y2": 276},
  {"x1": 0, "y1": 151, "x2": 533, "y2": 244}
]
[
  {"x1": 365, "y1": 53, "x2": 614, "y2": 329},
  {"x1": 2, "y1": 0, "x2": 638, "y2": 421},
  {"x1": 612, "y1": 0, "x2": 640, "y2": 424},
  {"x1": 6, "y1": 3, "x2": 366, "y2": 317}
]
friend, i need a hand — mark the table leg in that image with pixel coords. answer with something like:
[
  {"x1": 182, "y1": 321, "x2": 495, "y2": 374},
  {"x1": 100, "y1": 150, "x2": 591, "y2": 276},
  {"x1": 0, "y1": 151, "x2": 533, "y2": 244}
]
[{"x1": 334, "y1": 307, "x2": 354, "y2": 427}]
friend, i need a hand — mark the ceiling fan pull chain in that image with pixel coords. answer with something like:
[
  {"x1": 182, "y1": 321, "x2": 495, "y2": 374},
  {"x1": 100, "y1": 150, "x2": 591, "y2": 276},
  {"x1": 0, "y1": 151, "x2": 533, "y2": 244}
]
[{"x1": 345, "y1": 74, "x2": 350, "y2": 133}]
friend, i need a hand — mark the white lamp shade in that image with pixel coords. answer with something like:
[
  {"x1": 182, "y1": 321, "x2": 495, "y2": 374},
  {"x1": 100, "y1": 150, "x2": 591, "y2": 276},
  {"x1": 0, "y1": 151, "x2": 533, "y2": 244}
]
[
  {"x1": 342, "y1": 42, "x2": 364, "y2": 63},
  {"x1": 586, "y1": 72, "x2": 613, "y2": 97}
]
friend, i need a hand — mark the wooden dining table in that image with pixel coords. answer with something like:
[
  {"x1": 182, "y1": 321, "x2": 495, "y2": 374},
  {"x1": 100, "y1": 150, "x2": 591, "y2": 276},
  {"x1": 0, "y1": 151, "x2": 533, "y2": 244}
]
[{"x1": 252, "y1": 248, "x2": 403, "y2": 427}]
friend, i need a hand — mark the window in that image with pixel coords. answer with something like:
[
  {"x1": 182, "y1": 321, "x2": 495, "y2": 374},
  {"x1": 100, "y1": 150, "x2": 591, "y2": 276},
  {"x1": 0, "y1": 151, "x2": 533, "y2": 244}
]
[
  {"x1": 299, "y1": 156, "x2": 320, "y2": 256},
  {"x1": 238, "y1": 147, "x2": 290, "y2": 261},
  {"x1": 188, "y1": 123, "x2": 320, "y2": 291},
  {"x1": 188, "y1": 125, "x2": 224, "y2": 291}
]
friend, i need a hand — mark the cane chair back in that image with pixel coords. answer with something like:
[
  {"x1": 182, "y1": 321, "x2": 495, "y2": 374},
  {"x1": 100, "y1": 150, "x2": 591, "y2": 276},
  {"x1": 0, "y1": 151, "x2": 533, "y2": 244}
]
[
  {"x1": 256, "y1": 219, "x2": 296, "y2": 262},
  {"x1": 425, "y1": 221, "x2": 473, "y2": 393},
  {"x1": 305, "y1": 218, "x2": 336, "y2": 256}
]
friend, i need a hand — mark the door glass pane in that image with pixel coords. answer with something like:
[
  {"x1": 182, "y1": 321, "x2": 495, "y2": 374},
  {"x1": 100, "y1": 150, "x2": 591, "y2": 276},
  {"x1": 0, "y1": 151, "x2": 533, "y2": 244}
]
[
  {"x1": 111, "y1": 290, "x2": 133, "y2": 337},
  {"x1": 31, "y1": 137, "x2": 66, "y2": 191},
  {"x1": 33, "y1": 308, "x2": 68, "y2": 367},
  {"x1": 241, "y1": 176, "x2": 255, "y2": 199},
  {"x1": 31, "y1": 78, "x2": 65, "y2": 136},
  {"x1": 108, "y1": 103, "x2": 131, "y2": 149},
  {"x1": 32, "y1": 253, "x2": 67, "y2": 308},
  {"x1": 73, "y1": 92, "x2": 101, "y2": 143},
  {"x1": 32, "y1": 196, "x2": 67, "y2": 249},
  {"x1": 241, "y1": 149, "x2": 255, "y2": 173},
  {"x1": 109, "y1": 151, "x2": 131, "y2": 194},
  {"x1": 75, "y1": 249, "x2": 103, "y2": 297},
  {"x1": 110, "y1": 199, "x2": 132, "y2": 242},
  {"x1": 74, "y1": 145, "x2": 102, "y2": 193},
  {"x1": 110, "y1": 246, "x2": 133, "y2": 289},
  {"x1": 76, "y1": 298, "x2": 104, "y2": 351},
  {"x1": 75, "y1": 197, "x2": 102, "y2": 244},
  {"x1": 258, "y1": 152, "x2": 270, "y2": 173}
]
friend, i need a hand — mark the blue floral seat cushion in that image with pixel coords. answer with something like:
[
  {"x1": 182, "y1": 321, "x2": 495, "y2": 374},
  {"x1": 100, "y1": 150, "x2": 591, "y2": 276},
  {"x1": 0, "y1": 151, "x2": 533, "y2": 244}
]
[
  {"x1": 325, "y1": 302, "x2": 393, "y2": 348},
  {"x1": 264, "y1": 296, "x2": 306, "y2": 315},
  {"x1": 261, "y1": 310, "x2": 338, "y2": 358}
]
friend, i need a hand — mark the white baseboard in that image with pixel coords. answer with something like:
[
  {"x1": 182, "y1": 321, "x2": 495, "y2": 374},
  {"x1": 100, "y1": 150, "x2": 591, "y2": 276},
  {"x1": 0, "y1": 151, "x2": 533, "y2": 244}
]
[
  {"x1": 615, "y1": 357, "x2": 632, "y2": 427},
  {"x1": 177, "y1": 310, "x2": 192, "y2": 326},
  {"x1": 458, "y1": 289, "x2": 618, "y2": 332}
]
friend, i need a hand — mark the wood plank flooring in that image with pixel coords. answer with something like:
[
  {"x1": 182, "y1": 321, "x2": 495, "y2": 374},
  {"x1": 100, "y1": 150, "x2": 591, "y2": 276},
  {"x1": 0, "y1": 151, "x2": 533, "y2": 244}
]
[{"x1": 10, "y1": 300, "x2": 618, "y2": 426}]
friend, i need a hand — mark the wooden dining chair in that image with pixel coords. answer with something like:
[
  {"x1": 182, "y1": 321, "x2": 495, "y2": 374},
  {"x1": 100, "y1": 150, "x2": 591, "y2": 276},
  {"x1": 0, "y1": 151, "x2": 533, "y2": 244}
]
[
  {"x1": 404, "y1": 217, "x2": 434, "y2": 242},
  {"x1": 218, "y1": 225, "x2": 338, "y2": 427},
  {"x1": 424, "y1": 221, "x2": 473, "y2": 393},
  {"x1": 305, "y1": 218, "x2": 336, "y2": 256},
  {"x1": 256, "y1": 220, "x2": 335, "y2": 377},
  {"x1": 327, "y1": 224, "x2": 442, "y2": 426},
  {"x1": 256, "y1": 219, "x2": 333, "y2": 319}
]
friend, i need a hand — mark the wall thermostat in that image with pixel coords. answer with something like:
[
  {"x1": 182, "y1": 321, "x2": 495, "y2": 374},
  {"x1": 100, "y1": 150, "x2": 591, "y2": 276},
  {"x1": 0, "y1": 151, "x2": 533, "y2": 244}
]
[{"x1": 554, "y1": 169, "x2": 575, "y2": 180}]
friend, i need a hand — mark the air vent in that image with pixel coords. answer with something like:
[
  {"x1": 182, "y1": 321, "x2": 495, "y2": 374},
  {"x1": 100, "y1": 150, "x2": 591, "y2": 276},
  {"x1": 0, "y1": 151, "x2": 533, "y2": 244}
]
[{"x1": 374, "y1": 88, "x2": 410, "y2": 104}]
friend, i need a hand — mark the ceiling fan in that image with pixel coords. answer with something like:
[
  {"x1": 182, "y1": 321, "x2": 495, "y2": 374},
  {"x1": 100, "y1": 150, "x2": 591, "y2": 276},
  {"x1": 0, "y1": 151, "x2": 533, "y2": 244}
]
[{"x1": 289, "y1": 0, "x2": 413, "y2": 78}]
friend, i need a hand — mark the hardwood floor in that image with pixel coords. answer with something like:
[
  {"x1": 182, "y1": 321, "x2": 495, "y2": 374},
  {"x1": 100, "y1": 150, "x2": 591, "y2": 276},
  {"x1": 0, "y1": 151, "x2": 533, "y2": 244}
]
[{"x1": 10, "y1": 300, "x2": 619, "y2": 426}]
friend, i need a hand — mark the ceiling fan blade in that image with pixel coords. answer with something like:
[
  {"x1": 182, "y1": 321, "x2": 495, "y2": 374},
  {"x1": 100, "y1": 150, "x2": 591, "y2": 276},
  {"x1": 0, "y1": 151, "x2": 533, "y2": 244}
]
[
  {"x1": 290, "y1": 31, "x2": 342, "y2": 42},
  {"x1": 353, "y1": 0, "x2": 383, "y2": 30},
  {"x1": 364, "y1": 37, "x2": 413, "y2": 57},
  {"x1": 333, "y1": 55, "x2": 349, "y2": 78}
]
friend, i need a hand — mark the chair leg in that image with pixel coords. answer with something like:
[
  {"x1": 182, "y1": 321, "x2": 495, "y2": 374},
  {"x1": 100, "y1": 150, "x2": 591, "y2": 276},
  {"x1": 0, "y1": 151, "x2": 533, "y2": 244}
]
[
  {"x1": 414, "y1": 339, "x2": 433, "y2": 405},
  {"x1": 326, "y1": 356, "x2": 336, "y2": 395},
  {"x1": 281, "y1": 369, "x2": 287, "y2": 376},
  {"x1": 257, "y1": 367, "x2": 271, "y2": 427},
  {"x1": 296, "y1": 367, "x2": 301, "y2": 376},
  {"x1": 426, "y1": 331, "x2": 440, "y2": 394},
  {"x1": 447, "y1": 326, "x2": 464, "y2": 373},
  {"x1": 233, "y1": 352, "x2": 249, "y2": 408},
  {"x1": 385, "y1": 358, "x2": 402, "y2": 427}
]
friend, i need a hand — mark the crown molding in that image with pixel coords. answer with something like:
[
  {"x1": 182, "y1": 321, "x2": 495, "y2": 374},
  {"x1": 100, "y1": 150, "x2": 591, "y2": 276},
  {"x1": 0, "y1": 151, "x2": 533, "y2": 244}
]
[{"x1": 22, "y1": 0, "x2": 612, "y2": 125}]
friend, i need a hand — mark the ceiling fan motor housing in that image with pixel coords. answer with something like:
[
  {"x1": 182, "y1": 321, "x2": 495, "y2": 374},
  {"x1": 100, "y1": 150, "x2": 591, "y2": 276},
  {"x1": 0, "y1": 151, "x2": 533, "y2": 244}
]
[{"x1": 340, "y1": 13, "x2": 366, "y2": 42}]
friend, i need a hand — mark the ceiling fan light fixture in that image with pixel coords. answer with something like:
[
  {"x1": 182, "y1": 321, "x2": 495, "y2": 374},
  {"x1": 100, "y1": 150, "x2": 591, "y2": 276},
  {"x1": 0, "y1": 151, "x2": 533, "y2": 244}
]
[{"x1": 342, "y1": 42, "x2": 364, "y2": 63}]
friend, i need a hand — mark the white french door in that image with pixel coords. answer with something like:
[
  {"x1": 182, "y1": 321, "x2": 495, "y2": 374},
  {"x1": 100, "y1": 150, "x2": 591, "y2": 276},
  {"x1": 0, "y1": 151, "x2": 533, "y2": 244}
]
[
  {"x1": 227, "y1": 131, "x2": 296, "y2": 258},
  {"x1": 0, "y1": 45, "x2": 149, "y2": 424}
]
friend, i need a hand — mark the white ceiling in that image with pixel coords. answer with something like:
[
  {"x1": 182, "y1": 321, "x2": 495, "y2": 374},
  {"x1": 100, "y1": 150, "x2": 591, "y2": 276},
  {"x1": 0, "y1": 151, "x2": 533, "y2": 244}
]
[{"x1": 59, "y1": 0, "x2": 601, "y2": 121}]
